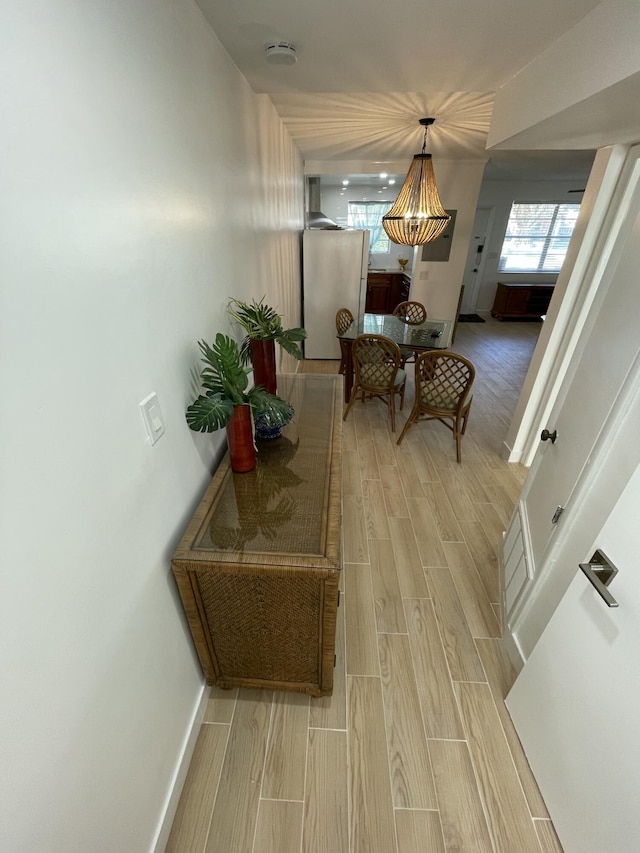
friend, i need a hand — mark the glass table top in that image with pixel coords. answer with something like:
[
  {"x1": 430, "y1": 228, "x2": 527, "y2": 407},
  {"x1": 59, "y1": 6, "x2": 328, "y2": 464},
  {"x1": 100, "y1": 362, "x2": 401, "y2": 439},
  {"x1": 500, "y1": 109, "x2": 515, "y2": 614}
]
[
  {"x1": 338, "y1": 313, "x2": 453, "y2": 350},
  {"x1": 191, "y1": 374, "x2": 339, "y2": 557}
]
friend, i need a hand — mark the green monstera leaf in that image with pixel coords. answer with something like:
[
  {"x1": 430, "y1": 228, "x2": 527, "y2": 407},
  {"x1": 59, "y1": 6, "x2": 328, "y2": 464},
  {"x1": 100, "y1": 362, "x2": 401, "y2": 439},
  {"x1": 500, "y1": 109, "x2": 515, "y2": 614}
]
[
  {"x1": 275, "y1": 327, "x2": 307, "y2": 359},
  {"x1": 198, "y1": 334, "x2": 250, "y2": 405},
  {"x1": 185, "y1": 393, "x2": 234, "y2": 432}
]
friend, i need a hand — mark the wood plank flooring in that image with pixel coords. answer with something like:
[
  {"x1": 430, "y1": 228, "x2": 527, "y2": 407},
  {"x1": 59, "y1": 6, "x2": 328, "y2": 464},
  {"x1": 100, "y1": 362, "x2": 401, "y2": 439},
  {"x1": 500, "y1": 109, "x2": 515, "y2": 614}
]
[{"x1": 166, "y1": 317, "x2": 563, "y2": 853}]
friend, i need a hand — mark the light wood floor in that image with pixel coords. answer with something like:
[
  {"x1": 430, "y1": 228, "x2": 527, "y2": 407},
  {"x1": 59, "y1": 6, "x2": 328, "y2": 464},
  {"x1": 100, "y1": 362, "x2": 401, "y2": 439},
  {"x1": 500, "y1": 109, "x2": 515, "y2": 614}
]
[{"x1": 166, "y1": 317, "x2": 564, "y2": 853}]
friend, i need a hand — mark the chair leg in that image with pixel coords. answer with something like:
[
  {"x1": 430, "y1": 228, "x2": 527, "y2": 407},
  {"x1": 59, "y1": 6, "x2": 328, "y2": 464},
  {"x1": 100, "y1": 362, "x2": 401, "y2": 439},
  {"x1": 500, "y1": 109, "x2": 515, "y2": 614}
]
[
  {"x1": 454, "y1": 412, "x2": 464, "y2": 462},
  {"x1": 461, "y1": 402, "x2": 471, "y2": 435},
  {"x1": 389, "y1": 394, "x2": 396, "y2": 432},
  {"x1": 453, "y1": 403, "x2": 471, "y2": 462},
  {"x1": 398, "y1": 379, "x2": 406, "y2": 411},
  {"x1": 343, "y1": 384, "x2": 359, "y2": 421},
  {"x1": 396, "y1": 406, "x2": 416, "y2": 445}
]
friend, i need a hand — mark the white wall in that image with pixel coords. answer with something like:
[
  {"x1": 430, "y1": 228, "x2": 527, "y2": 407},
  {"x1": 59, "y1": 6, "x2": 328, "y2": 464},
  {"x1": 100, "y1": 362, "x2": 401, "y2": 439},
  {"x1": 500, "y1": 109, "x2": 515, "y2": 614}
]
[
  {"x1": 410, "y1": 161, "x2": 486, "y2": 320},
  {"x1": 488, "y1": 0, "x2": 640, "y2": 150},
  {"x1": 0, "y1": 2, "x2": 303, "y2": 851},
  {"x1": 472, "y1": 177, "x2": 587, "y2": 313},
  {"x1": 320, "y1": 185, "x2": 411, "y2": 269}
]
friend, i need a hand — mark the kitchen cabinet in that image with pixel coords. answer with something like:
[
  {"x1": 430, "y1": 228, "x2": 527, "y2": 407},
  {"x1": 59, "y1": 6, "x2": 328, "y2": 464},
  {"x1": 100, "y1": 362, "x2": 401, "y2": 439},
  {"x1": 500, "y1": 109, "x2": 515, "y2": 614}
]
[
  {"x1": 491, "y1": 282, "x2": 555, "y2": 320},
  {"x1": 366, "y1": 272, "x2": 411, "y2": 313},
  {"x1": 171, "y1": 374, "x2": 342, "y2": 697}
]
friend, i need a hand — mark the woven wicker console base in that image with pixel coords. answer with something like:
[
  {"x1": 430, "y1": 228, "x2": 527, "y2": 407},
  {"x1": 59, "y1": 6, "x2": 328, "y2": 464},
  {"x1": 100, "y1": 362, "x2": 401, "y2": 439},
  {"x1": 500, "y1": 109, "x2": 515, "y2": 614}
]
[{"x1": 172, "y1": 375, "x2": 343, "y2": 697}]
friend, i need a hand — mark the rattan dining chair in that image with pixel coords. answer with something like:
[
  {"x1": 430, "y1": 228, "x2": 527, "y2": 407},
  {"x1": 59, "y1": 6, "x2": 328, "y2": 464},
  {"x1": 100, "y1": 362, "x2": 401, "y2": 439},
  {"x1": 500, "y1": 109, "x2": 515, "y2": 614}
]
[
  {"x1": 392, "y1": 300, "x2": 428, "y2": 367},
  {"x1": 343, "y1": 334, "x2": 407, "y2": 432},
  {"x1": 335, "y1": 307, "x2": 355, "y2": 375},
  {"x1": 396, "y1": 350, "x2": 475, "y2": 462}
]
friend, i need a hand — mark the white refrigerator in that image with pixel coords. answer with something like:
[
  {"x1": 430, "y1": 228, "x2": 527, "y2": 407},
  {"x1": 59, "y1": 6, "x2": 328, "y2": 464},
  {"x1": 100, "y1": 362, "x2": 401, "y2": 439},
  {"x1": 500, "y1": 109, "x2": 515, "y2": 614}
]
[{"x1": 302, "y1": 229, "x2": 370, "y2": 359}]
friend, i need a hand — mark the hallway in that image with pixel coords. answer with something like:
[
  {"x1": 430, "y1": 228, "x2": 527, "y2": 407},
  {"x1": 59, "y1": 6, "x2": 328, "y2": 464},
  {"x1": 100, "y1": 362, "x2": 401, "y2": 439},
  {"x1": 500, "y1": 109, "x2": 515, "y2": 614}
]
[{"x1": 166, "y1": 318, "x2": 562, "y2": 853}]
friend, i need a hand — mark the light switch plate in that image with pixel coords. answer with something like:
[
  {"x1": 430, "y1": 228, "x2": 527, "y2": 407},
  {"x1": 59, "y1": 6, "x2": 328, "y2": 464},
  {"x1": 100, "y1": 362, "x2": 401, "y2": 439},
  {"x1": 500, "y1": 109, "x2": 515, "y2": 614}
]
[{"x1": 139, "y1": 392, "x2": 166, "y2": 445}]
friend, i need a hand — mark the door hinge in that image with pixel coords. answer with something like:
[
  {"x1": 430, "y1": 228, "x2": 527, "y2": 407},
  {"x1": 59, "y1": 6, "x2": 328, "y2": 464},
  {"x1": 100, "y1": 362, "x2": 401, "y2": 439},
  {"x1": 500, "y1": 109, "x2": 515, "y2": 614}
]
[{"x1": 551, "y1": 505, "x2": 565, "y2": 524}]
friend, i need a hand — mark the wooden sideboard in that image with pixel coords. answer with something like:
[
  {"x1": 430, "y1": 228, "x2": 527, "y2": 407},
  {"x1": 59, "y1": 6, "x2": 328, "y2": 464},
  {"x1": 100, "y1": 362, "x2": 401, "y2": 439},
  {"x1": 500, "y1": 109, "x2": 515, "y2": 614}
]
[
  {"x1": 366, "y1": 271, "x2": 411, "y2": 313},
  {"x1": 171, "y1": 374, "x2": 342, "y2": 697},
  {"x1": 491, "y1": 282, "x2": 555, "y2": 320}
]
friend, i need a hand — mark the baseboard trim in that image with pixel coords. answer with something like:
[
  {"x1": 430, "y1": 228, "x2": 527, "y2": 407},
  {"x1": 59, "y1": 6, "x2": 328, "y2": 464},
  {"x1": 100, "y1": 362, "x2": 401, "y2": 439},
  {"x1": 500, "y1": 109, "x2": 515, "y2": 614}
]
[
  {"x1": 501, "y1": 438, "x2": 523, "y2": 463},
  {"x1": 503, "y1": 626, "x2": 526, "y2": 674},
  {"x1": 151, "y1": 684, "x2": 210, "y2": 853}
]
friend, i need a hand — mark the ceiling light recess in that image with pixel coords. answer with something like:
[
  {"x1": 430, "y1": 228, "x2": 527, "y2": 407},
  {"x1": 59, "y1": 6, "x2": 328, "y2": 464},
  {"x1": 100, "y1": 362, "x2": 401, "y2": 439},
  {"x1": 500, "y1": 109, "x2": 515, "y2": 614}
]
[
  {"x1": 382, "y1": 118, "x2": 450, "y2": 246},
  {"x1": 265, "y1": 41, "x2": 298, "y2": 65}
]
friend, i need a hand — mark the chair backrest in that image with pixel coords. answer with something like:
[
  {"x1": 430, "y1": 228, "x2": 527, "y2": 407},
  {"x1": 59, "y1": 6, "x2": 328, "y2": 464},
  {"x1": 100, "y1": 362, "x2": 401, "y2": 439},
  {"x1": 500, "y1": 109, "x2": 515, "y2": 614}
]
[
  {"x1": 414, "y1": 351, "x2": 475, "y2": 412},
  {"x1": 336, "y1": 307, "x2": 354, "y2": 335},
  {"x1": 393, "y1": 301, "x2": 427, "y2": 325},
  {"x1": 352, "y1": 334, "x2": 402, "y2": 391}
]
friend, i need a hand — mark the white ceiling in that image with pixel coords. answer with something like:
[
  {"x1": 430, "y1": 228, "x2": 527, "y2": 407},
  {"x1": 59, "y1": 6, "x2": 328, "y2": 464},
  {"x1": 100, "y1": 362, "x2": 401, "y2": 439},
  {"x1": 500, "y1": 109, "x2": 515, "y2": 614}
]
[{"x1": 196, "y1": 0, "x2": 601, "y2": 179}]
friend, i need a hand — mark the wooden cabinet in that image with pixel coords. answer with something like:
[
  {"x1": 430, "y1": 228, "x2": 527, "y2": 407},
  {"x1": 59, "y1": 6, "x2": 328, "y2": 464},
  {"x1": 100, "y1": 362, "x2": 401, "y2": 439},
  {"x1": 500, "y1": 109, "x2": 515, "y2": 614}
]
[
  {"x1": 491, "y1": 282, "x2": 555, "y2": 320},
  {"x1": 171, "y1": 374, "x2": 342, "y2": 697},
  {"x1": 366, "y1": 272, "x2": 411, "y2": 313},
  {"x1": 365, "y1": 272, "x2": 392, "y2": 313}
]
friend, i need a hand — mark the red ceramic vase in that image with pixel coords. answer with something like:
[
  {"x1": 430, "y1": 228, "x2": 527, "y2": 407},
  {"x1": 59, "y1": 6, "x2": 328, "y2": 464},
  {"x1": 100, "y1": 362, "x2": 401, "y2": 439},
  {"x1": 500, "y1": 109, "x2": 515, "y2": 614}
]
[
  {"x1": 226, "y1": 404, "x2": 255, "y2": 472},
  {"x1": 250, "y1": 339, "x2": 277, "y2": 395}
]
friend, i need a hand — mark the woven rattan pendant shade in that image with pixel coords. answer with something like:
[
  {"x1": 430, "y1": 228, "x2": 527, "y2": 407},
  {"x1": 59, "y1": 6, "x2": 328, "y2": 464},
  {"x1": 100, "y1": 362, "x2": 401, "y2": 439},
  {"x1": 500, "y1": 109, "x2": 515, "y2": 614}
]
[{"x1": 382, "y1": 118, "x2": 451, "y2": 246}]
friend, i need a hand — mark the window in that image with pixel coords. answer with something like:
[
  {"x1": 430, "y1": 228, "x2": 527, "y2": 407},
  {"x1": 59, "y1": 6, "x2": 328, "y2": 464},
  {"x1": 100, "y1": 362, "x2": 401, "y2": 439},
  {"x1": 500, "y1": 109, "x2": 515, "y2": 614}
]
[
  {"x1": 499, "y1": 202, "x2": 581, "y2": 273},
  {"x1": 347, "y1": 201, "x2": 392, "y2": 253}
]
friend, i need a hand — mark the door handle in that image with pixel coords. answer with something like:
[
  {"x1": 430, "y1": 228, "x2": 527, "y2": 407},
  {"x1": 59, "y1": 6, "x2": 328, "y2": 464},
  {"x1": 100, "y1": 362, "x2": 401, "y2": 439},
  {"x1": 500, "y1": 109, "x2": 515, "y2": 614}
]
[
  {"x1": 579, "y1": 549, "x2": 619, "y2": 607},
  {"x1": 541, "y1": 428, "x2": 558, "y2": 443}
]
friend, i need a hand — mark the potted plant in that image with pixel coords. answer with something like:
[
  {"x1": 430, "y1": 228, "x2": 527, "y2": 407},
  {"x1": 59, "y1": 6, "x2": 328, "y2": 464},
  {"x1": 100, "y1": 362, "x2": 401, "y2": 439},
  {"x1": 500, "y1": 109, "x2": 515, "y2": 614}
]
[
  {"x1": 185, "y1": 334, "x2": 294, "y2": 472},
  {"x1": 253, "y1": 394, "x2": 294, "y2": 440},
  {"x1": 227, "y1": 297, "x2": 306, "y2": 395}
]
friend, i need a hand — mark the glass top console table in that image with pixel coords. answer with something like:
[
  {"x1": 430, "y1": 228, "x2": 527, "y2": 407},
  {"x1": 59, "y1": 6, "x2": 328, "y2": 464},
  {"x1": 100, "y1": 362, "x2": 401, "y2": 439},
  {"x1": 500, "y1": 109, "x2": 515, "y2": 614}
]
[{"x1": 171, "y1": 374, "x2": 342, "y2": 697}]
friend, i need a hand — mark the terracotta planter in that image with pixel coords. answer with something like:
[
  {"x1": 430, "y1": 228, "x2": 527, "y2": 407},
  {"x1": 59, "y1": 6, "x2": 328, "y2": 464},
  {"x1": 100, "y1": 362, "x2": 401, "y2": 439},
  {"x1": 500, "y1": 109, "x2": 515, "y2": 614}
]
[
  {"x1": 250, "y1": 339, "x2": 277, "y2": 395},
  {"x1": 226, "y1": 404, "x2": 255, "y2": 473}
]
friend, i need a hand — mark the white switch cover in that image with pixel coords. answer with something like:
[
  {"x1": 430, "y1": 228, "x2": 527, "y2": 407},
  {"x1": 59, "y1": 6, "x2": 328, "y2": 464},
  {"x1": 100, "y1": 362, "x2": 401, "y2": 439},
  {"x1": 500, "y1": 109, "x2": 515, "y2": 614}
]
[{"x1": 139, "y1": 392, "x2": 166, "y2": 445}]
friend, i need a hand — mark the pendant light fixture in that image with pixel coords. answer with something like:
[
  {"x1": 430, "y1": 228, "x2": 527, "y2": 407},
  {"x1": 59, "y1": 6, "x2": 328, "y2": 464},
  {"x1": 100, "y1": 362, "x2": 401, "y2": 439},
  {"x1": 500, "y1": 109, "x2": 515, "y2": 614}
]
[{"x1": 382, "y1": 118, "x2": 450, "y2": 246}]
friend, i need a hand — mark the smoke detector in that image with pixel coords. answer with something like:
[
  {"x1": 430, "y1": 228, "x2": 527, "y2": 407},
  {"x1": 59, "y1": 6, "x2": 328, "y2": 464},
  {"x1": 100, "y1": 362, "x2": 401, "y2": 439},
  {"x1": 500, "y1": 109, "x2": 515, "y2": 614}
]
[{"x1": 265, "y1": 41, "x2": 297, "y2": 65}]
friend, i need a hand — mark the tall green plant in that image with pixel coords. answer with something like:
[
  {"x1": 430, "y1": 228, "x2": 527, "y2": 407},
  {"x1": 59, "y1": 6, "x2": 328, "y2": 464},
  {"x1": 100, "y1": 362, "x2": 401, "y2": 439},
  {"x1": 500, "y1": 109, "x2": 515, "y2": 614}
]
[
  {"x1": 227, "y1": 297, "x2": 306, "y2": 363},
  {"x1": 185, "y1": 334, "x2": 292, "y2": 432}
]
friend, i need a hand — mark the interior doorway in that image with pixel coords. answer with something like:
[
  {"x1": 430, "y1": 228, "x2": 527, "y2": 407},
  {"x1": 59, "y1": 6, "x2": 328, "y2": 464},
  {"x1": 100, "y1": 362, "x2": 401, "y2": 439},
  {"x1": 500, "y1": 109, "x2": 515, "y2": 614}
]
[{"x1": 460, "y1": 207, "x2": 494, "y2": 314}]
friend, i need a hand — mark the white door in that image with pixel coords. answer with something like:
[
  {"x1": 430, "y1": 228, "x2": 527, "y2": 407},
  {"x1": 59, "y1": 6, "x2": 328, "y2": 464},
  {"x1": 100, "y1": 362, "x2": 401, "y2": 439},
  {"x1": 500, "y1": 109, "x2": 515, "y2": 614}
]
[
  {"x1": 518, "y1": 146, "x2": 640, "y2": 579},
  {"x1": 506, "y1": 457, "x2": 640, "y2": 852},
  {"x1": 460, "y1": 207, "x2": 493, "y2": 313}
]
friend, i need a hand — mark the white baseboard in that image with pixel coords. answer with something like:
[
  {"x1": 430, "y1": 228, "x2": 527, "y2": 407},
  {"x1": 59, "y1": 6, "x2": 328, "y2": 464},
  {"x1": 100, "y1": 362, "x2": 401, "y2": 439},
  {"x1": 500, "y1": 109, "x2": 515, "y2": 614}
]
[
  {"x1": 501, "y1": 438, "x2": 523, "y2": 463},
  {"x1": 500, "y1": 505, "x2": 528, "y2": 676},
  {"x1": 503, "y1": 626, "x2": 526, "y2": 674},
  {"x1": 151, "y1": 684, "x2": 210, "y2": 853}
]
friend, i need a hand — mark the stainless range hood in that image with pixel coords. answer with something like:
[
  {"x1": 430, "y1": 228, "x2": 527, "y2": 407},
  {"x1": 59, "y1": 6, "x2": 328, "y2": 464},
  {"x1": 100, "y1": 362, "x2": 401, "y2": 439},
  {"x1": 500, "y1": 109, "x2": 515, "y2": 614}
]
[{"x1": 306, "y1": 177, "x2": 340, "y2": 229}]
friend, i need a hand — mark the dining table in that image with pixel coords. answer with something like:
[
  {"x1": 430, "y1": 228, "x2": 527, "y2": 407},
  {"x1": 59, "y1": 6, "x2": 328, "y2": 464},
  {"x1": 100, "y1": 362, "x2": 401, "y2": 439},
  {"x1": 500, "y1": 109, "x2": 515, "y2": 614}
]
[{"x1": 336, "y1": 312, "x2": 454, "y2": 403}]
